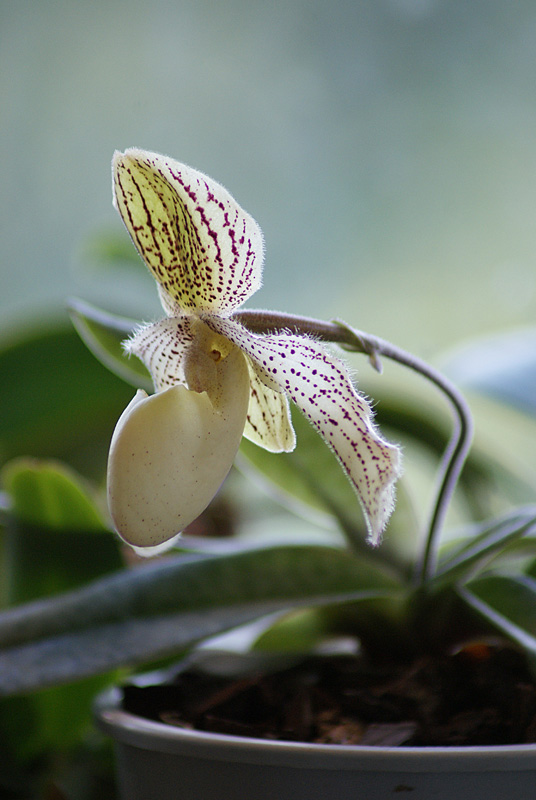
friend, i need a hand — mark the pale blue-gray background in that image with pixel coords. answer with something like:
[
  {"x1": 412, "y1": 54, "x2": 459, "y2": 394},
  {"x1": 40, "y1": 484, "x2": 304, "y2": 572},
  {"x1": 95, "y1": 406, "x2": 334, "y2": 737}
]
[{"x1": 2, "y1": 0, "x2": 536, "y2": 355}]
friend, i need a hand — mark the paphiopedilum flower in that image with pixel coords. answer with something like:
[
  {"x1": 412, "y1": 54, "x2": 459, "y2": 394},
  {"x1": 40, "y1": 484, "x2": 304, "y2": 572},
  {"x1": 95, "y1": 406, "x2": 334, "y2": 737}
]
[{"x1": 108, "y1": 148, "x2": 402, "y2": 551}]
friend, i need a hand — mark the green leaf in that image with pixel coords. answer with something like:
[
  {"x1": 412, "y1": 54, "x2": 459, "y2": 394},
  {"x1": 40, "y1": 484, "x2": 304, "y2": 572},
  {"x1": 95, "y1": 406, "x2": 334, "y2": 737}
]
[
  {"x1": 435, "y1": 507, "x2": 536, "y2": 586},
  {"x1": 0, "y1": 461, "x2": 124, "y2": 764},
  {"x1": 0, "y1": 321, "x2": 135, "y2": 477},
  {"x1": 1, "y1": 459, "x2": 122, "y2": 604},
  {"x1": 458, "y1": 574, "x2": 536, "y2": 657},
  {"x1": 2, "y1": 458, "x2": 106, "y2": 532},
  {"x1": 252, "y1": 608, "x2": 330, "y2": 653},
  {"x1": 0, "y1": 544, "x2": 400, "y2": 694},
  {"x1": 68, "y1": 298, "x2": 152, "y2": 391},
  {"x1": 0, "y1": 674, "x2": 118, "y2": 763}
]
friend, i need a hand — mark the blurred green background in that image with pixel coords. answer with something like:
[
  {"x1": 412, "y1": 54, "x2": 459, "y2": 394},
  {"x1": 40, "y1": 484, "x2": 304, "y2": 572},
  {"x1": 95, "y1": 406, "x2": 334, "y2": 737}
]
[{"x1": 3, "y1": 0, "x2": 536, "y2": 353}]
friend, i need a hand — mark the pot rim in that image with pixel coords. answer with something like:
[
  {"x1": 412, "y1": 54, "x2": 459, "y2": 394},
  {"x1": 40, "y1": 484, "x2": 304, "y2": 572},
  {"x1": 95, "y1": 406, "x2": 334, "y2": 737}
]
[{"x1": 95, "y1": 686, "x2": 536, "y2": 773}]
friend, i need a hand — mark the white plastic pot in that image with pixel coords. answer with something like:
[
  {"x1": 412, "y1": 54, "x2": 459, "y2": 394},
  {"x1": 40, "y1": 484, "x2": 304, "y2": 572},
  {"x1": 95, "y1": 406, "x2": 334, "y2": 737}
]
[{"x1": 95, "y1": 685, "x2": 536, "y2": 800}]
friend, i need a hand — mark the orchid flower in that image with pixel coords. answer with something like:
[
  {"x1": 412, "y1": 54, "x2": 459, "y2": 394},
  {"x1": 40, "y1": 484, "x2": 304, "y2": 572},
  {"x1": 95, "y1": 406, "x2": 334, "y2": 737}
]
[{"x1": 107, "y1": 148, "x2": 402, "y2": 552}]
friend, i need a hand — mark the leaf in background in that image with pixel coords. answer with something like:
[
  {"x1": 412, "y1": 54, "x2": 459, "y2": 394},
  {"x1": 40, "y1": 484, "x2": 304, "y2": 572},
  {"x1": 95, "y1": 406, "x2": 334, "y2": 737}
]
[
  {"x1": 370, "y1": 390, "x2": 535, "y2": 521},
  {"x1": 240, "y1": 387, "x2": 517, "y2": 571},
  {"x1": 252, "y1": 608, "x2": 329, "y2": 653},
  {"x1": 3, "y1": 458, "x2": 107, "y2": 532},
  {"x1": 458, "y1": 574, "x2": 536, "y2": 659},
  {"x1": 0, "y1": 544, "x2": 401, "y2": 694},
  {"x1": 0, "y1": 321, "x2": 135, "y2": 478},
  {"x1": 80, "y1": 227, "x2": 147, "y2": 272},
  {"x1": 239, "y1": 404, "x2": 358, "y2": 520},
  {"x1": 442, "y1": 327, "x2": 536, "y2": 416},
  {"x1": 68, "y1": 298, "x2": 152, "y2": 391},
  {"x1": 435, "y1": 506, "x2": 536, "y2": 587},
  {"x1": 238, "y1": 402, "x2": 420, "y2": 572},
  {"x1": 1, "y1": 458, "x2": 122, "y2": 604},
  {"x1": 251, "y1": 594, "x2": 409, "y2": 659},
  {"x1": 0, "y1": 673, "x2": 119, "y2": 765},
  {"x1": 240, "y1": 381, "x2": 481, "y2": 531},
  {"x1": 0, "y1": 460, "x2": 123, "y2": 768},
  {"x1": 241, "y1": 415, "x2": 419, "y2": 575}
]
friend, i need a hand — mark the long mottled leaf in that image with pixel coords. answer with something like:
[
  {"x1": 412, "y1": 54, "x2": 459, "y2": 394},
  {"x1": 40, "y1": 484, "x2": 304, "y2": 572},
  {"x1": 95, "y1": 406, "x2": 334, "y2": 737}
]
[{"x1": 0, "y1": 544, "x2": 400, "y2": 694}]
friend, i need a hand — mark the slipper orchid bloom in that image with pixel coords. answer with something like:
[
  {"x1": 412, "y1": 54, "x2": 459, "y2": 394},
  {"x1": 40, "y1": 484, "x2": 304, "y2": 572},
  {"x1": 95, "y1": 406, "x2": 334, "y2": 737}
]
[{"x1": 108, "y1": 149, "x2": 402, "y2": 552}]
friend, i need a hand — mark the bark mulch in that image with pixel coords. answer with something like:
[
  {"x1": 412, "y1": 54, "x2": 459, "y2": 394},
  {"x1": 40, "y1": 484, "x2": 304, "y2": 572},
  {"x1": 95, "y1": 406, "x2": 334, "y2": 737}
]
[{"x1": 122, "y1": 644, "x2": 536, "y2": 747}]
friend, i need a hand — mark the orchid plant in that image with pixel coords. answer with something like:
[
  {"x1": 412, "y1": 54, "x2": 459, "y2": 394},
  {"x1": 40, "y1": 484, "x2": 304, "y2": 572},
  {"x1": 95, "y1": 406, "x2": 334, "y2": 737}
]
[{"x1": 1, "y1": 149, "x2": 536, "y2": 701}]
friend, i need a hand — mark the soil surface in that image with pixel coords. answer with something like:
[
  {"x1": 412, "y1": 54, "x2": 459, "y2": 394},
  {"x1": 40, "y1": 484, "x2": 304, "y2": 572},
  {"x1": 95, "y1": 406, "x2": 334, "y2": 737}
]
[{"x1": 123, "y1": 644, "x2": 536, "y2": 747}]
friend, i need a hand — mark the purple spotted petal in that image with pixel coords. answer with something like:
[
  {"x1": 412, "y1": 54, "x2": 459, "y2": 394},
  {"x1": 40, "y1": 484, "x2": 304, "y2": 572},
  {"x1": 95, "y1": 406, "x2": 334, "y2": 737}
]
[
  {"x1": 243, "y1": 361, "x2": 296, "y2": 453},
  {"x1": 113, "y1": 149, "x2": 264, "y2": 316},
  {"x1": 126, "y1": 317, "x2": 194, "y2": 391},
  {"x1": 211, "y1": 317, "x2": 402, "y2": 544}
]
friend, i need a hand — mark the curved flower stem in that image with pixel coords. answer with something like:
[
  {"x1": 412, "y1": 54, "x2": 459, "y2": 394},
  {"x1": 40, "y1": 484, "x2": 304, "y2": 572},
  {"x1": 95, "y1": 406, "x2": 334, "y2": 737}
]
[{"x1": 234, "y1": 309, "x2": 474, "y2": 585}]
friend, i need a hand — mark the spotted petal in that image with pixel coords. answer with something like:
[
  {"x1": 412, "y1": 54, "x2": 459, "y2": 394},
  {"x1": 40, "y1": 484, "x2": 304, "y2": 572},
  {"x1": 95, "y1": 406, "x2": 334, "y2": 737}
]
[
  {"x1": 125, "y1": 317, "x2": 194, "y2": 391},
  {"x1": 113, "y1": 149, "x2": 264, "y2": 316},
  {"x1": 211, "y1": 318, "x2": 402, "y2": 544},
  {"x1": 243, "y1": 362, "x2": 296, "y2": 453}
]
